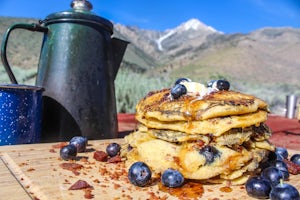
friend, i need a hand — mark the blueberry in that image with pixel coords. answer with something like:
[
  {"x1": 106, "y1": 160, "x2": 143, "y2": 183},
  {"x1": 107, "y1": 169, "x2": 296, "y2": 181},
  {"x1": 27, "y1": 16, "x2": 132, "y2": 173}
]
[
  {"x1": 174, "y1": 77, "x2": 191, "y2": 85},
  {"x1": 279, "y1": 170, "x2": 290, "y2": 181},
  {"x1": 215, "y1": 80, "x2": 230, "y2": 91},
  {"x1": 261, "y1": 167, "x2": 284, "y2": 186},
  {"x1": 290, "y1": 154, "x2": 300, "y2": 165},
  {"x1": 69, "y1": 136, "x2": 88, "y2": 153},
  {"x1": 171, "y1": 84, "x2": 187, "y2": 99},
  {"x1": 60, "y1": 144, "x2": 77, "y2": 160},
  {"x1": 274, "y1": 160, "x2": 289, "y2": 180},
  {"x1": 199, "y1": 145, "x2": 220, "y2": 165},
  {"x1": 267, "y1": 151, "x2": 281, "y2": 162},
  {"x1": 161, "y1": 168, "x2": 184, "y2": 188},
  {"x1": 260, "y1": 151, "x2": 278, "y2": 170},
  {"x1": 270, "y1": 183, "x2": 300, "y2": 200},
  {"x1": 275, "y1": 147, "x2": 289, "y2": 159},
  {"x1": 245, "y1": 176, "x2": 272, "y2": 199},
  {"x1": 275, "y1": 152, "x2": 285, "y2": 161},
  {"x1": 106, "y1": 142, "x2": 121, "y2": 157},
  {"x1": 128, "y1": 162, "x2": 152, "y2": 187}
]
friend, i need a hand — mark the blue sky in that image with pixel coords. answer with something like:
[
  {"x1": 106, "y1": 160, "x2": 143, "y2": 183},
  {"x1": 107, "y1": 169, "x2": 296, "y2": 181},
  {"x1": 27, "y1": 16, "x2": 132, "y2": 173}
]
[{"x1": 0, "y1": 0, "x2": 299, "y2": 33}]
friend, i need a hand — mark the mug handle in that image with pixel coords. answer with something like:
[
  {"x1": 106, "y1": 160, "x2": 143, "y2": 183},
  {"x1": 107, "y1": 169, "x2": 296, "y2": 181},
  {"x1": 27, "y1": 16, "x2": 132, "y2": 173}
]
[{"x1": 1, "y1": 23, "x2": 48, "y2": 84}]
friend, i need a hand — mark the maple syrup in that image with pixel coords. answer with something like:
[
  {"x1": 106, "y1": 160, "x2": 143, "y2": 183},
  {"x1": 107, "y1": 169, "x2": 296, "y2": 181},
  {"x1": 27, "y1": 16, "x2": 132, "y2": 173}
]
[
  {"x1": 219, "y1": 186, "x2": 233, "y2": 193},
  {"x1": 158, "y1": 181, "x2": 204, "y2": 199}
]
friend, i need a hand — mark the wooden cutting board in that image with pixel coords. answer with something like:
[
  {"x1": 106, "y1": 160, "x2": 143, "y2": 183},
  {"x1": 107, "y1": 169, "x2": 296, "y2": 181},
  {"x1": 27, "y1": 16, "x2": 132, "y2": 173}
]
[{"x1": 0, "y1": 139, "x2": 299, "y2": 200}]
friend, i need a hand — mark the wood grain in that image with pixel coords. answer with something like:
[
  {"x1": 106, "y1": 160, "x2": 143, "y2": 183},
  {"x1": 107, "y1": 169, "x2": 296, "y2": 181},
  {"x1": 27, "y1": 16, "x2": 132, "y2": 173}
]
[
  {"x1": 0, "y1": 139, "x2": 299, "y2": 200},
  {"x1": 0, "y1": 157, "x2": 31, "y2": 200}
]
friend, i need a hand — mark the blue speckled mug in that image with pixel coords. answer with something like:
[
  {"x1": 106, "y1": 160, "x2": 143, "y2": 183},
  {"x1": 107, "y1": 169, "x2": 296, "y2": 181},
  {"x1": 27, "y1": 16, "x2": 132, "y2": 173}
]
[{"x1": 0, "y1": 84, "x2": 44, "y2": 145}]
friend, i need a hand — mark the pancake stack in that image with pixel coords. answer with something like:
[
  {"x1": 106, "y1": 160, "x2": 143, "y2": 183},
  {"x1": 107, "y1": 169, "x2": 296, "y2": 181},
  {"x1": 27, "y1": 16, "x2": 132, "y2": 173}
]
[{"x1": 122, "y1": 79, "x2": 275, "y2": 185}]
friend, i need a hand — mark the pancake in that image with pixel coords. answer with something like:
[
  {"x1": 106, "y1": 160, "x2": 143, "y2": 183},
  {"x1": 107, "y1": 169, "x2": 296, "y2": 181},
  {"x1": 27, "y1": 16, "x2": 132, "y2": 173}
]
[
  {"x1": 136, "y1": 88, "x2": 268, "y2": 122},
  {"x1": 138, "y1": 123, "x2": 271, "y2": 145},
  {"x1": 136, "y1": 110, "x2": 268, "y2": 136},
  {"x1": 123, "y1": 130, "x2": 274, "y2": 183}
]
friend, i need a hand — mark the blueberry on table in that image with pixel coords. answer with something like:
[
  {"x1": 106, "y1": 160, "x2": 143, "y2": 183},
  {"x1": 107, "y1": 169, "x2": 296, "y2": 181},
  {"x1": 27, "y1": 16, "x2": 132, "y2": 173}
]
[
  {"x1": 161, "y1": 168, "x2": 184, "y2": 188},
  {"x1": 171, "y1": 84, "x2": 187, "y2": 99},
  {"x1": 274, "y1": 160, "x2": 289, "y2": 180},
  {"x1": 270, "y1": 183, "x2": 300, "y2": 200},
  {"x1": 261, "y1": 167, "x2": 284, "y2": 186},
  {"x1": 260, "y1": 151, "x2": 278, "y2": 170},
  {"x1": 174, "y1": 77, "x2": 191, "y2": 85},
  {"x1": 106, "y1": 142, "x2": 121, "y2": 157},
  {"x1": 60, "y1": 144, "x2": 77, "y2": 160},
  {"x1": 275, "y1": 152, "x2": 285, "y2": 161},
  {"x1": 275, "y1": 147, "x2": 289, "y2": 160},
  {"x1": 290, "y1": 154, "x2": 300, "y2": 165},
  {"x1": 199, "y1": 145, "x2": 220, "y2": 165},
  {"x1": 128, "y1": 162, "x2": 152, "y2": 187},
  {"x1": 69, "y1": 136, "x2": 88, "y2": 153},
  {"x1": 245, "y1": 176, "x2": 272, "y2": 199}
]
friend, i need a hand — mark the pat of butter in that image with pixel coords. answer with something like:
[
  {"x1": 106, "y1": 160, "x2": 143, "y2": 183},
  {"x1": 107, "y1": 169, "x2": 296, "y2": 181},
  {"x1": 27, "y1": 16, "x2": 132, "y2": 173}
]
[{"x1": 181, "y1": 82, "x2": 208, "y2": 97}]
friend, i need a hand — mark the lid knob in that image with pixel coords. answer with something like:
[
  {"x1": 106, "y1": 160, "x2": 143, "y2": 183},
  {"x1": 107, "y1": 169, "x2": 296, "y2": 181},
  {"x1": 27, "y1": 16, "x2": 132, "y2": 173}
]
[{"x1": 71, "y1": 0, "x2": 93, "y2": 11}]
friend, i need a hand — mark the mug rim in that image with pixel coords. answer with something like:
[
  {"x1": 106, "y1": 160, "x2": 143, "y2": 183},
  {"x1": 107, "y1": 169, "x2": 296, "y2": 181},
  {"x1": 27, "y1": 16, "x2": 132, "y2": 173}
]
[{"x1": 0, "y1": 84, "x2": 45, "y2": 91}]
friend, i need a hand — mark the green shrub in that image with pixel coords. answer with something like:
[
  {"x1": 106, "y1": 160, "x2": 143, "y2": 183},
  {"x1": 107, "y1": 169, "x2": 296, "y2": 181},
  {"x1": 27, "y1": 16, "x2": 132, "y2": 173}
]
[
  {"x1": 0, "y1": 65, "x2": 36, "y2": 84},
  {"x1": 115, "y1": 68, "x2": 172, "y2": 113},
  {"x1": 1, "y1": 65, "x2": 298, "y2": 115}
]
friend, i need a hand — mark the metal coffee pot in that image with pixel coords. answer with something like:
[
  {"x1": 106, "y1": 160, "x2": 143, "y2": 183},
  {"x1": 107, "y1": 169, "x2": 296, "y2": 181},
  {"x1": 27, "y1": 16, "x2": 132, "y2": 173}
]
[{"x1": 1, "y1": 0, "x2": 128, "y2": 141}]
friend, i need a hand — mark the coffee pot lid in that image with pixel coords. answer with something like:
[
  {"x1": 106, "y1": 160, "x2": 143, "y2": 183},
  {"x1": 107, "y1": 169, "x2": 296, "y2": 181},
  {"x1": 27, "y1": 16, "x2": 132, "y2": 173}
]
[{"x1": 41, "y1": 0, "x2": 113, "y2": 34}]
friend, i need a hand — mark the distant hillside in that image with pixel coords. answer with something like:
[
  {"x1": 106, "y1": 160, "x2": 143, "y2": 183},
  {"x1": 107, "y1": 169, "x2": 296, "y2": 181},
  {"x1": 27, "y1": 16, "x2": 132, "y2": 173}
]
[
  {"x1": 116, "y1": 20, "x2": 300, "y2": 86},
  {"x1": 0, "y1": 16, "x2": 299, "y2": 114},
  {"x1": 0, "y1": 17, "x2": 43, "y2": 69}
]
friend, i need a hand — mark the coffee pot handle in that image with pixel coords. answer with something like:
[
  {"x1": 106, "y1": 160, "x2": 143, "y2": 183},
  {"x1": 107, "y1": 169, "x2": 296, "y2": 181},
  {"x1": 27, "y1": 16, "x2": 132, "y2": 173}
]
[{"x1": 1, "y1": 23, "x2": 48, "y2": 84}]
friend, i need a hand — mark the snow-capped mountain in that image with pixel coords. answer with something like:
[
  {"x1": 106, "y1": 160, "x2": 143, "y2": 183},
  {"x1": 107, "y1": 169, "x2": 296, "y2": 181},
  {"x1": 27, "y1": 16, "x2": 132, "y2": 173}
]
[
  {"x1": 174, "y1": 18, "x2": 218, "y2": 32},
  {"x1": 114, "y1": 18, "x2": 223, "y2": 64},
  {"x1": 155, "y1": 18, "x2": 221, "y2": 51}
]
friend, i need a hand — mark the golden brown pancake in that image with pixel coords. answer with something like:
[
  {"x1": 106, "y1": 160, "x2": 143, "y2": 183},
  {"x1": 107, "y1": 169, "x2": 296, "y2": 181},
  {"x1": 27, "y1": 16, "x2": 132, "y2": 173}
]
[
  {"x1": 123, "y1": 130, "x2": 274, "y2": 183},
  {"x1": 136, "y1": 89, "x2": 268, "y2": 122},
  {"x1": 136, "y1": 110, "x2": 268, "y2": 136},
  {"x1": 138, "y1": 123, "x2": 271, "y2": 145}
]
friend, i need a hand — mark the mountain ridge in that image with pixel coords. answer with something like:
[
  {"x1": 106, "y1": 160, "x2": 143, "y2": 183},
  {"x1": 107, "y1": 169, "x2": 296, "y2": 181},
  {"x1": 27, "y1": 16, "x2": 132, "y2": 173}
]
[
  {"x1": 114, "y1": 19, "x2": 300, "y2": 86},
  {"x1": 1, "y1": 16, "x2": 299, "y2": 86}
]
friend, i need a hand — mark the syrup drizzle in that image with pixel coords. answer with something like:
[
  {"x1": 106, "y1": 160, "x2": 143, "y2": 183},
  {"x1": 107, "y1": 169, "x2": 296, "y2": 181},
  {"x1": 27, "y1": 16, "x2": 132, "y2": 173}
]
[{"x1": 158, "y1": 181, "x2": 204, "y2": 199}]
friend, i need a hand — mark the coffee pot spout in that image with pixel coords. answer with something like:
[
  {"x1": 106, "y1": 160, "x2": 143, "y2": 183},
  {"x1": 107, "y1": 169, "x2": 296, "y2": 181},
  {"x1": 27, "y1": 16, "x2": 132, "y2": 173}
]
[{"x1": 111, "y1": 38, "x2": 129, "y2": 79}]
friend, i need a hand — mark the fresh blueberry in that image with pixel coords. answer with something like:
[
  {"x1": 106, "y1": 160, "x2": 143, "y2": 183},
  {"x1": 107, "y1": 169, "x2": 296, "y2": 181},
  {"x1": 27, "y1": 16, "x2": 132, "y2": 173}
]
[
  {"x1": 279, "y1": 170, "x2": 290, "y2": 181},
  {"x1": 128, "y1": 162, "x2": 152, "y2": 187},
  {"x1": 69, "y1": 136, "x2": 88, "y2": 153},
  {"x1": 270, "y1": 183, "x2": 300, "y2": 200},
  {"x1": 274, "y1": 160, "x2": 289, "y2": 180},
  {"x1": 290, "y1": 154, "x2": 300, "y2": 165},
  {"x1": 275, "y1": 147, "x2": 289, "y2": 159},
  {"x1": 275, "y1": 152, "x2": 285, "y2": 161},
  {"x1": 199, "y1": 145, "x2": 220, "y2": 165},
  {"x1": 245, "y1": 176, "x2": 272, "y2": 199},
  {"x1": 161, "y1": 168, "x2": 184, "y2": 188},
  {"x1": 60, "y1": 144, "x2": 77, "y2": 160},
  {"x1": 216, "y1": 80, "x2": 230, "y2": 91},
  {"x1": 267, "y1": 151, "x2": 282, "y2": 162},
  {"x1": 174, "y1": 77, "x2": 191, "y2": 85},
  {"x1": 261, "y1": 167, "x2": 284, "y2": 186},
  {"x1": 171, "y1": 84, "x2": 187, "y2": 99},
  {"x1": 106, "y1": 142, "x2": 121, "y2": 157},
  {"x1": 260, "y1": 151, "x2": 278, "y2": 170}
]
